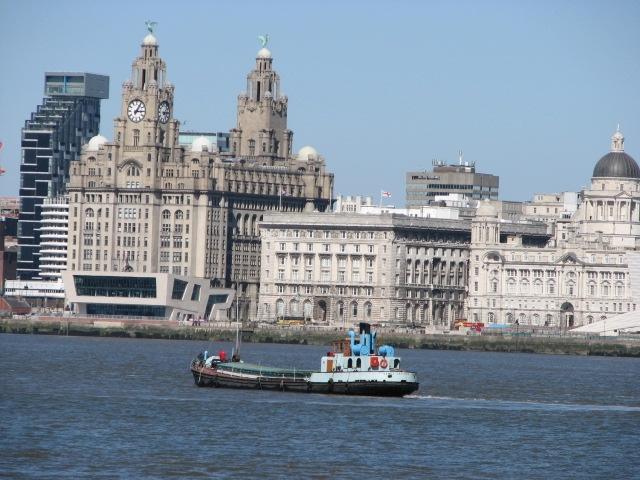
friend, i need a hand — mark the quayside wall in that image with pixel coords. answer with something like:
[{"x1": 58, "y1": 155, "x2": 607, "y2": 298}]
[{"x1": 2, "y1": 316, "x2": 640, "y2": 357}]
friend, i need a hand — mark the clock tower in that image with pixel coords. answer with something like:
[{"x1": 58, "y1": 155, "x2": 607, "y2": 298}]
[
  {"x1": 230, "y1": 41, "x2": 293, "y2": 163},
  {"x1": 113, "y1": 30, "x2": 179, "y2": 170}
]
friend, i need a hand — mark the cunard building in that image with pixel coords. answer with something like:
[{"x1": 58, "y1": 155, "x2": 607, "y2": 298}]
[{"x1": 66, "y1": 30, "x2": 333, "y2": 319}]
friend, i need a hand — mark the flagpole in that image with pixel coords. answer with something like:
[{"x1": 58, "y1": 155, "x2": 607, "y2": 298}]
[{"x1": 379, "y1": 190, "x2": 382, "y2": 208}]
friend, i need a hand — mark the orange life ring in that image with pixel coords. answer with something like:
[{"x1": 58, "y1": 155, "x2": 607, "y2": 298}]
[{"x1": 380, "y1": 358, "x2": 388, "y2": 369}]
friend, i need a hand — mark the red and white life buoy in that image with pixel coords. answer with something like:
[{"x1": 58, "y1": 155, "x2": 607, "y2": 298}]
[{"x1": 380, "y1": 358, "x2": 388, "y2": 369}]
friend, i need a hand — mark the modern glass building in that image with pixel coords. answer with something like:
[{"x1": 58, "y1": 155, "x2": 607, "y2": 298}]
[
  {"x1": 62, "y1": 271, "x2": 235, "y2": 321},
  {"x1": 17, "y1": 72, "x2": 109, "y2": 279}
]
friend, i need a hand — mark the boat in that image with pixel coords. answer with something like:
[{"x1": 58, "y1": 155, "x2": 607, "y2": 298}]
[{"x1": 190, "y1": 322, "x2": 419, "y2": 397}]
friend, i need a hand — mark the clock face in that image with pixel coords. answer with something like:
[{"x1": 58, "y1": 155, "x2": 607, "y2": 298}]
[
  {"x1": 158, "y1": 101, "x2": 170, "y2": 123},
  {"x1": 127, "y1": 99, "x2": 146, "y2": 122}
]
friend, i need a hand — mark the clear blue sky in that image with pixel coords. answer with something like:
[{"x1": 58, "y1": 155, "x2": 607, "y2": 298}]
[{"x1": 1, "y1": 0, "x2": 639, "y2": 202}]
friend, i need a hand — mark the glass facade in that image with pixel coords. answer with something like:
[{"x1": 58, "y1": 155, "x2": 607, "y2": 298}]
[
  {"x1": 191, "y1": 284, "x2": 201, "y2": 301},
  {"x1": 18, "y1": 72, "x2": 109, "y2": 279},
  {"x1": 171, "y1": 279, "x2": 188, "y2": 300},
  {"x1": 74, "y1": 275, "x2": 157, "y2": 298},
  {"x1": 86, "y1": 303, "x2": 165, "y2": 317},
  {"x1": 204, "y1": 294, "x2": 229, "y2": 318}
]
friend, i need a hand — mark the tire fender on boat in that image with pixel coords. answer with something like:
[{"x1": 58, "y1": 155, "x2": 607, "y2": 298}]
[
  {"x1": 328, "y1": 378, "x2": 334, "y2": 393},
  {"x1": 307, "y1": 381, "x2": 312, "y2": 392},
  {"x1": 380, "y1": 358, "x2": 388, "y2": 369}
]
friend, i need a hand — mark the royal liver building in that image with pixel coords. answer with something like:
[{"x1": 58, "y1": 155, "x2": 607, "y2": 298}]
[{"x1": 66, "y1": 31, "x2": 333, "y2": 319}]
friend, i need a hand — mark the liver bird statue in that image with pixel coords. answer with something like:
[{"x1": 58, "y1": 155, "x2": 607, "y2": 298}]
[
  {"x1": 145, "y1": 20, "x2": 158, "y2": 34},
  {"x1": 258, "y1": 34, "x2": 269, "y2": 48}
]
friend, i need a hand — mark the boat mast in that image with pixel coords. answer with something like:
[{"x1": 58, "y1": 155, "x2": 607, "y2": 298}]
[{"x1": 232, "y1": 286, "x2": 241, "y2": 361}]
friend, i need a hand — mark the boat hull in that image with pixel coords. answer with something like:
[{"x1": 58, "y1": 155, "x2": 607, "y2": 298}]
[{"x1": 191, "y1": 365, "x2": 419, "y2": 397}]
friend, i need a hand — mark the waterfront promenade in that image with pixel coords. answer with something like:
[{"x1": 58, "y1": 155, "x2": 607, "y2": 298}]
[{"x1": 2, "y1": 315, "x2": 640, "y2": 357}]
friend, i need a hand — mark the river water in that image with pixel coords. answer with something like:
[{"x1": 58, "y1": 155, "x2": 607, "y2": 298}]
[{"x1": 1, "y1": 334, "x2": 638, "y2": 479}]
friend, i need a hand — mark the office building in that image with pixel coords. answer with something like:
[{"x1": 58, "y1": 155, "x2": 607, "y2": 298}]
[
  {"x1": 468, "y1": 129, "x2": 639, "y2": 327},
  {"x1": 406, "y1": 157, "x2": 499, "y2": 207},
  {"x1": 66, "y1": 31, "x2": 333, "y2": 320},
  {"x1": 17, "y1": 72, "x2": 109, "y2": 279}
]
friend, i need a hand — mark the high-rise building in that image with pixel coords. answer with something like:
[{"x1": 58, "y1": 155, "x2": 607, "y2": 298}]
[
  {"x1": 39, "y1": 196, "x2": 69, "y2": 281},
  {"x1": 406, "y1": 158, "x2": 499, "y2": 207},
  {"x1": 66, "y1": 31, "x2": 333, "y2": 319},
  {"x1": 17, "y1": 72, "x2": 109, "y2": 279}
]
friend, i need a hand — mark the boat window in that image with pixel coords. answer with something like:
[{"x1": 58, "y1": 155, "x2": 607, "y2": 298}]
[
  {"x1": 356, "y1": 358, "x2": 361, "y2": 369},
  {"x1": 394, "y1": 359, "x2": 400, "y2": 369},
  {"x1": 347, "y1": 358, "x2": 353, "y2": 368}
]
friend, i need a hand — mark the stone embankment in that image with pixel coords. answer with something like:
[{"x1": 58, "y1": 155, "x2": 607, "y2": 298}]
[{"x1": 2, "y1": 316, "x2": 640, "y2": 357}]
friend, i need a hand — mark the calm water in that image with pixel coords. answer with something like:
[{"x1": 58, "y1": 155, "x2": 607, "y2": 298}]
[{"x1": 1, "y1": 334, "x2": 639, "y2": 479}]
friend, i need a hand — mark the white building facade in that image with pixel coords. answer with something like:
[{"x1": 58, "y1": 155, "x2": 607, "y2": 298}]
[
  {"x1": 468, "y1": 129, "x2": 639, "y2": 328},
  {"x1": 257, "y1": 212, "x2": 471, "y2": 328}
]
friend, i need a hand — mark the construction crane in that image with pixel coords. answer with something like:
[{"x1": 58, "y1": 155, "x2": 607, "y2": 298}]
[{"x1": 0, "y1": 141, "x2": 5, "y2": 176}]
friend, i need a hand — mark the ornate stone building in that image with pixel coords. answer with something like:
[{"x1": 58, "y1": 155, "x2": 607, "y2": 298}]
[
  {"x1": 66, "y1": 31, "x2": 333, "y2": 319},
  {"x1": 468, "y1": 129, "x2": 639, "y2": 328},
  {"x1": 258, "y1": 212, "x2": 471, "y2": 328}
]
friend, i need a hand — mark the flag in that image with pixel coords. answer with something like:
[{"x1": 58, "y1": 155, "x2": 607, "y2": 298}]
[{"x1": 381, "y1": 191, "x2": 392, "y2": 198}]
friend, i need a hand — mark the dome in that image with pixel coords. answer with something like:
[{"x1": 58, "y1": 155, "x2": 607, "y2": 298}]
[
  {"x1": 86, "y1": 134, "x2": 108, "y2": 152},
  {"x1": 143, "y1": 33, "x2": 157, "y2": 46},
  {"x1": 592, "y1": 128, "x2": 640, "y2": 179},
  {"x1": 592, "y1": 152, "x2": 640, "y2": 179},
  {"x1": 257, "y1": 47, "x2": 271, "y2": 58},
  {"x1": 476, "y1": 200, "x2": 498, "y2": 217},
  {"x1": 191, "y1": 136, "x2": 212, "y2": 153},
  {"x1": 298, "y1": 146, "x2": 318, "y2": 161}
]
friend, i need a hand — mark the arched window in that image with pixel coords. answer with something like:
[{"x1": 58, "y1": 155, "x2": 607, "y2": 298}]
[
  {"x1": 615, "y1": 282, "x2": 624, "y2": 297},
  {"x1": 519, "y1": 313, "x2": 526, "y2": 324},
  {"x1": 351, "y1": 301, "x2": 358, "y2": 318},
  {"x1": 532, "y1": 313, "x2": 540, "y2": 325},
  {"x1": 356, "y1": 358, "x2": 361, "y2": 369},
  {"x1": 133, "y1": 129, "x2": 140, "y2": 146},
  {"x1": 547, "y1": 280, "x2": 556, "y2": 294},
  {"x1": 488, "y1": 312, "x2": 495, "y2": 322},
  {"x1": 276, "y1": 299, "x2": 284, "y2": 317},
  {"x1": 365, "y1": 302, "x2": 372, "y2": 319},
  {"x1": 588, "y1": 282, "x2": 596, "y2": 296},
  {"x1": 336, "y1": 301, "x2": 344, "y2": 320},
  {"x1": 162, "y1": 209, "x2": 170, "y2": 220},
  {"x1": 534, "y1": 279, "x2": 543, "y2": 295},
  {"x1": 507, "y1": 278, "x2": 516, "y2": 294},
  {"x1": 601, "y1": 282, "x2": 610, "y2": 297},
  {"x1": 85, "y1": 208, "x2": 95, "y2": 218},
  {"x1": 175, "y1": 210, "x2": 184, "y2": 220},
  {"x1": 290, "y1": 300, "x2": 299, "y2": 316},
  {"x1": 520, "y1": 279, "x2": 530, "y2": 295},
  {"x1": 545, "y1": 314, "x2": 553, "y2": 326},
  {"x1": 303, "y1": 301, "x2": 312, "y2": 319},
  {"x1": 587, "y1": 315, "x2": 594, "y2": 324}
]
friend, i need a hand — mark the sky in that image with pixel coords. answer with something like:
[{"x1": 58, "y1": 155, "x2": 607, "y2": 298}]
[{"x1": 0, "y1": 0, "x2": 639, "y2": 203}]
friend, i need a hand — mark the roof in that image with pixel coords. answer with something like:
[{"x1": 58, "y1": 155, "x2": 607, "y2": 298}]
[{"x1": 592, "y1": 152, "x2": 640, "y2": 179}]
